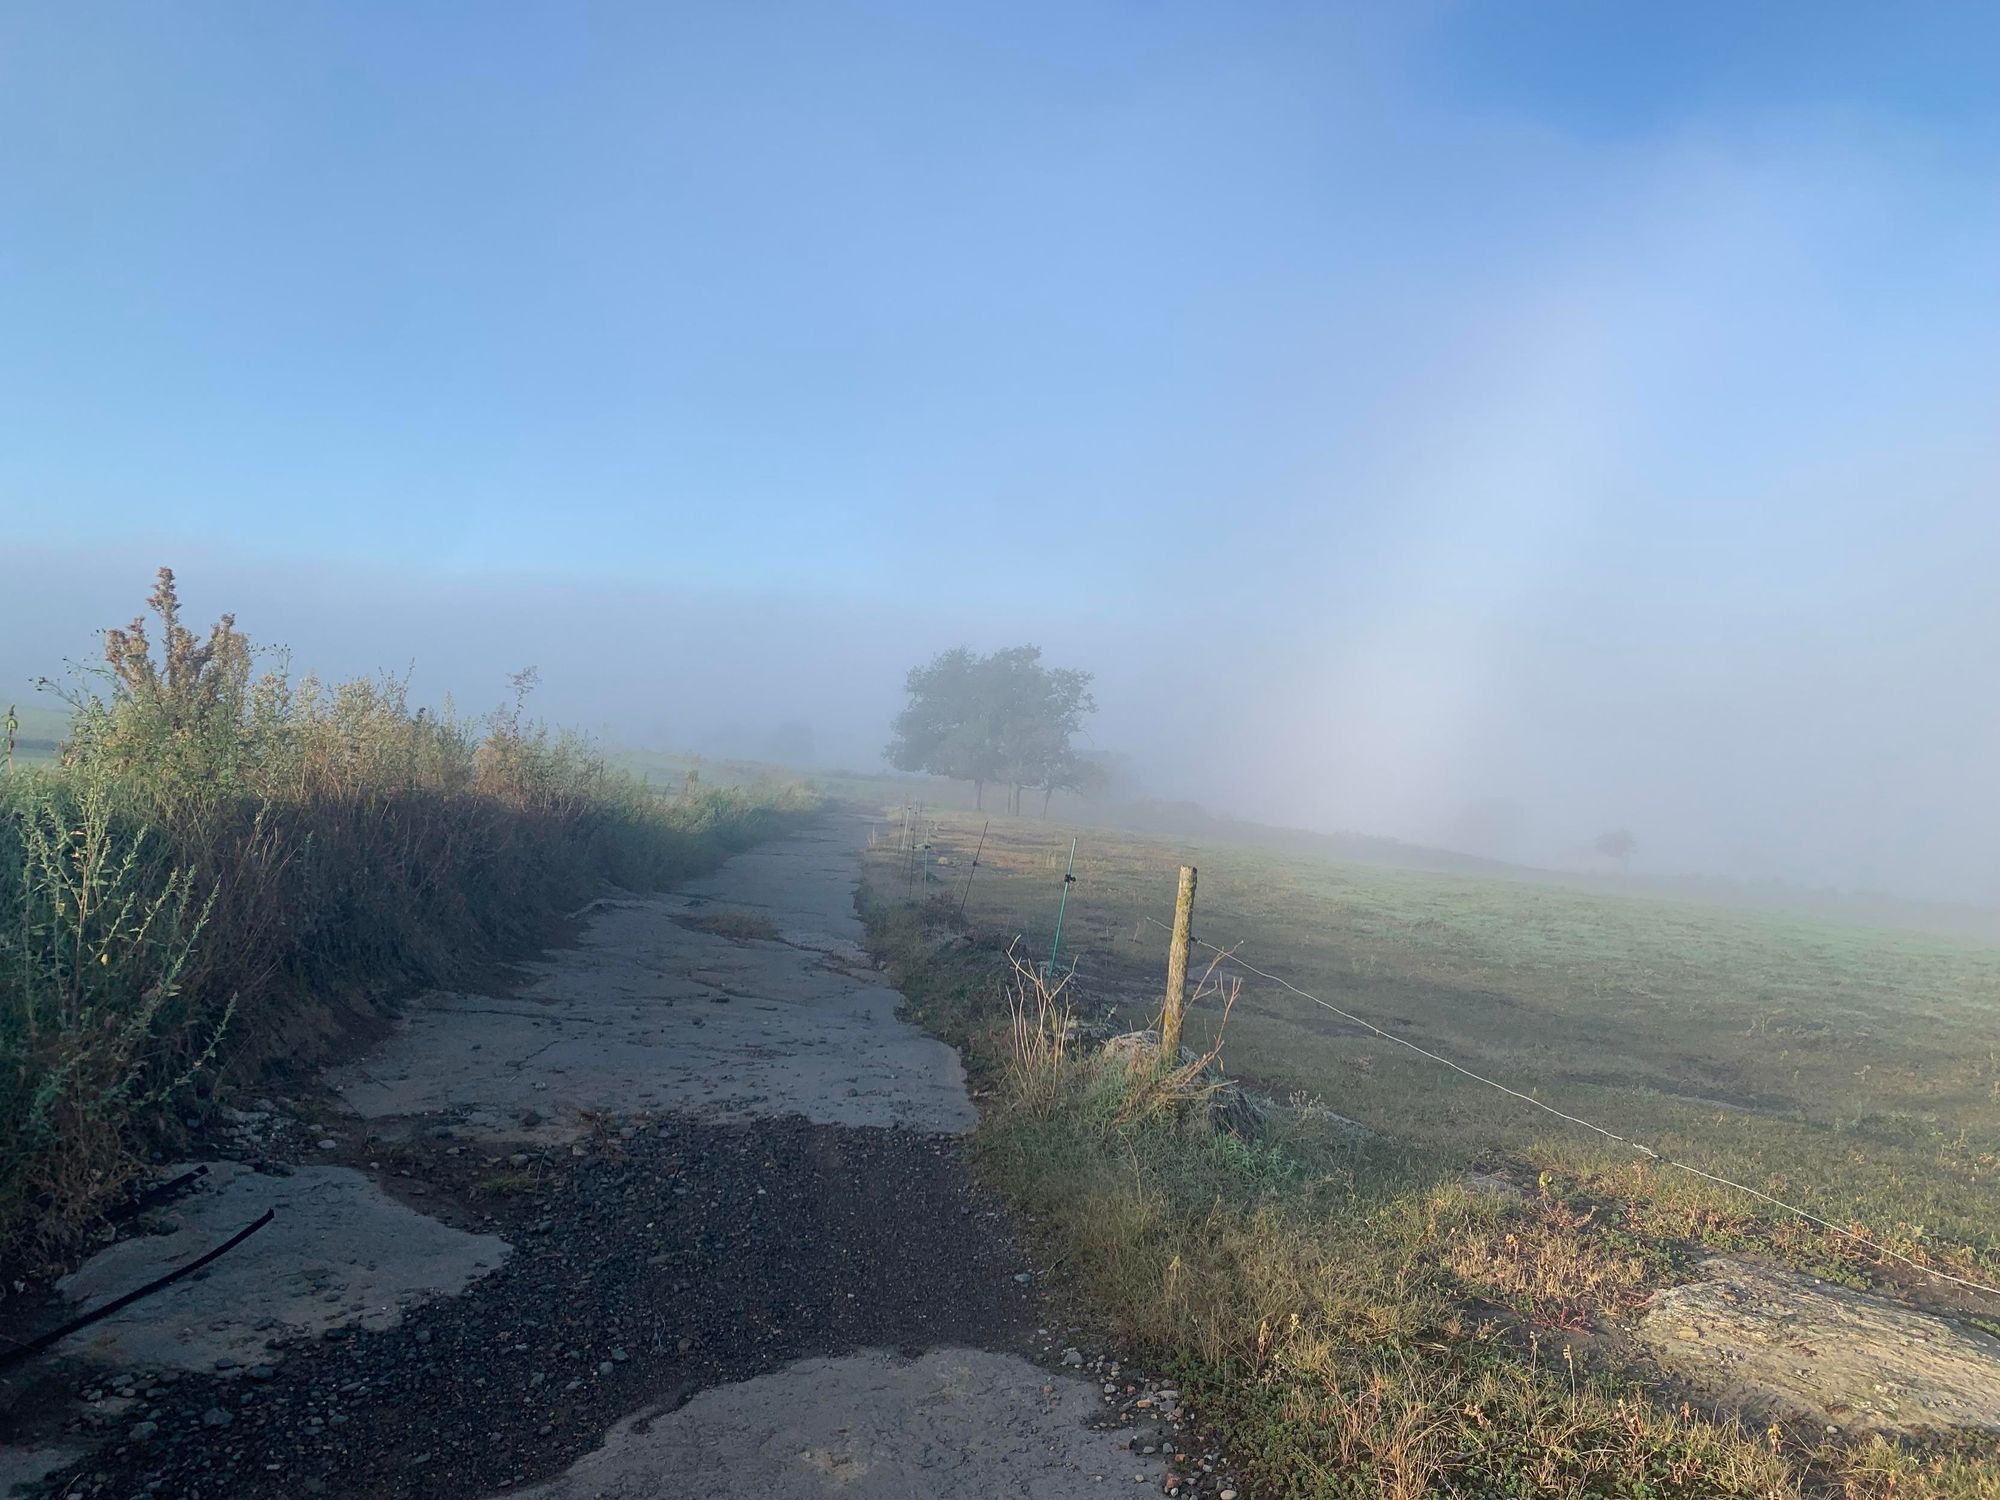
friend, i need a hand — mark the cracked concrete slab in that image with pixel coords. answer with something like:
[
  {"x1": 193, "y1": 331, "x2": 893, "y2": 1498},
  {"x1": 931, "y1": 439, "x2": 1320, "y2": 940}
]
[
  {"x1": 329, "y1": 818, "x2": 975, "y2": 1135},
  {"x1": 50, "y1": 1161, "x2": 509, "y2": 1371},
  {"x1": 1640, "y1": 1257, "x2": 2000, "y2": 1435},
  {"x1": 4, "y1": 814, "x2": 1078, "y2": 1500},
  {"x1": 502, "y1": 1348, "x2": 1169, "y2": 1499},
  {"x1": 0, "y1": 1445, "x2": 80, "y2": 1498}
]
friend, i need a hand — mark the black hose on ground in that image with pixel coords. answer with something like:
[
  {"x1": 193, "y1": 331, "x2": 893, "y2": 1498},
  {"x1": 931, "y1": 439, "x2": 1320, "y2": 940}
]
[{"x1": 0, "y1": 1208, "x2": 277, "y2": 1372}]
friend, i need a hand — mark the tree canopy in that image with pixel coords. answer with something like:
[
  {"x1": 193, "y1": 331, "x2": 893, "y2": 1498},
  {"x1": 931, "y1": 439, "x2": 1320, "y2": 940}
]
[
  {"x1": 1594, "y1": 828, "x2": 1637, "y2": 865},
  {"x1": 886, "y1": 645, "x2": 1096, "y2": 813}
]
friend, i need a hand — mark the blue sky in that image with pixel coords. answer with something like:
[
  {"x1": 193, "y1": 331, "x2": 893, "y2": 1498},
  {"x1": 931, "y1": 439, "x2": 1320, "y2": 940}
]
[{"x1": 3, "y1": 3, "x2": 1997, "y2": 902}]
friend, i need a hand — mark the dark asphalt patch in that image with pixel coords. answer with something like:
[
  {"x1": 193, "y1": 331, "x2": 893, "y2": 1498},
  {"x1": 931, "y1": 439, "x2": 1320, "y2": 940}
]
[{"x1": 21, "y1": 1116, "x2": 1040, "y2": 1500}]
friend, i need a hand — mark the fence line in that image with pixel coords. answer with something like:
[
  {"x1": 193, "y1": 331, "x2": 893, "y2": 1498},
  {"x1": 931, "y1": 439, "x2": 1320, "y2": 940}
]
[{"x1": 1142, "y1": 914, "x2": 2000, "y2": 1301}]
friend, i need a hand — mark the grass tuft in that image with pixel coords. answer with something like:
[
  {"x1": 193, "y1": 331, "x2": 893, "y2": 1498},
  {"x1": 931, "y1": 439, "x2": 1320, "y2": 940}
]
[{"x1": 679, "y1": 908, "x2": 782, "y2": 943}]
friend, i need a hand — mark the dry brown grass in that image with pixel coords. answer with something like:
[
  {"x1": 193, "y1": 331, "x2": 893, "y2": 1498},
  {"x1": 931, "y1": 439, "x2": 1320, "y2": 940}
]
[
  {"x1": 472, "y1": 1169, "x2": 540, "y2": 1198},
  {"x1": 1001, "y1": 942, "x2": 1076, "y2": 1117},
  {"x1": 1441, "y1": 1187, "x2": 1654, "y2": 1331}
]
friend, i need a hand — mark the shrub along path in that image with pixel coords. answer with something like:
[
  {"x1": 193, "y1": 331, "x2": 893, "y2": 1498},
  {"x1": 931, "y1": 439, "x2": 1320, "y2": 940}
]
[{"x1": 0, "y1": 814, "x2": 1211, "y2": 1500}]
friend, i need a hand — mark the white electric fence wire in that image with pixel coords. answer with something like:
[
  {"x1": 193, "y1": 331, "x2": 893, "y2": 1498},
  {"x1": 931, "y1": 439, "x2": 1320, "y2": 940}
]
[{"x1": 1142, "y1": 914, "x2": 2000, "y2": 1301}]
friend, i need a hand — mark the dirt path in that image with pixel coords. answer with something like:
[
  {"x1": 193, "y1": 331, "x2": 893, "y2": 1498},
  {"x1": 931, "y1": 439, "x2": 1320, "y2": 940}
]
[
  {"x1": 326, "y1": 821, "x2": 975, "y2": 1136},
  {"x1": 3, "y1": 814, "x2": 1207, "y2": 1500}
]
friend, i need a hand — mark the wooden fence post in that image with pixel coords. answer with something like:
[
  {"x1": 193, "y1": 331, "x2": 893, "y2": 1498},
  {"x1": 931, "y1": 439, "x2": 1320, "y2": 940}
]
[{"x1": 1161, "y1": 864, "x2": 1197, "y2": 1062}]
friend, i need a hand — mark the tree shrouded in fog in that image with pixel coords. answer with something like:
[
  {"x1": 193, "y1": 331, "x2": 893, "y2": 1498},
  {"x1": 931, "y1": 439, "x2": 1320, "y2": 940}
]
[
  {"x1": 886, "y1": 646, "x2": 1096, "y2": 814},
  {"x1": 1595, "y1": 828, "x2": 1637, "y2": 868}
]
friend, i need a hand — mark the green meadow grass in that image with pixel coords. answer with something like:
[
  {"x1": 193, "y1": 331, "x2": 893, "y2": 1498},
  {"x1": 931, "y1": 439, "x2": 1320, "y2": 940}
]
[
  {"x1": 860, "y1": 796, "x2": 2000, "y2": 1499},
  {"x1": 899, "y1": 803, "x2": 2000, "y2": 1280}
]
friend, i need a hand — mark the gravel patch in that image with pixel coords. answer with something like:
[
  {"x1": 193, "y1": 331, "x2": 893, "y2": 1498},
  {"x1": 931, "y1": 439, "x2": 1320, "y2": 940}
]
[{"x1": 14, "y1": 1117, "x2": 1040, "y2": 1498}]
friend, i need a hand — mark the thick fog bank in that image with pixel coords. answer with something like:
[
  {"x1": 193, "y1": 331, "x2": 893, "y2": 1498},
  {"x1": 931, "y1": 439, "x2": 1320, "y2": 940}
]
[{"x1": 5, "y1": 542, "x2": 1994, "y2": 912}]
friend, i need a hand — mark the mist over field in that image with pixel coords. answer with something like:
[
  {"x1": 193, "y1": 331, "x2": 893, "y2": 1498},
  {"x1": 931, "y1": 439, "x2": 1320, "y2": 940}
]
[
  {"x1": 7, "y1": 530, "x2": 1996, "y2": 910},
  {"x1": 4, "y1": 3, "x2": 1997, "y2": 908}
]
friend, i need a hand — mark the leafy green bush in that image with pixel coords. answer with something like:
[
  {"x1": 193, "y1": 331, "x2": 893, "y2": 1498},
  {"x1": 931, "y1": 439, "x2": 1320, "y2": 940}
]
[{"x1": 0, "y1": 778, "x2": 224, "y2": 1250}]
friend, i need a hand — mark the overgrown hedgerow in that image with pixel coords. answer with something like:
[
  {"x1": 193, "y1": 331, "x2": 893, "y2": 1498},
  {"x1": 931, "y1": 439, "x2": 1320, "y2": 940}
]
[{"x1": 0, "y1": 569, "x2": 813, "y2": 1265}]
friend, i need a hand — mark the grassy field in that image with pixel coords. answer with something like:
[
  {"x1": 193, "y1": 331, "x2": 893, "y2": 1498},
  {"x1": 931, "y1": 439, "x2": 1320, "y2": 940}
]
[{"x1": 859, "y1": 796, "x2": 2000, "y2": 1498}]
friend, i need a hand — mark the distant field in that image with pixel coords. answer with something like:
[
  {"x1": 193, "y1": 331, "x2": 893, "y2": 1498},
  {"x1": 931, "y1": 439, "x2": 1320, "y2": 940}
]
[
  {"x1": 609, "y1": 746, "x2": 807, "y2": 794},
  {"x1": 764, "y1": 760, "x2": 2000, "y2": 945},
  {"x1": 3, "y1": 702, "x2": 65, "y2": 768},
  {"x1": 876, "y1": 800, "x2": 2000, "y2": 1287}
]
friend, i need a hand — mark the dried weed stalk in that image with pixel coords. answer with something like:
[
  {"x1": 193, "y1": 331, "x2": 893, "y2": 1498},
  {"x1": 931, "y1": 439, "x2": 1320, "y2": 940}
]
[{"x1": 1003, "y1": 939, "x2": 1076, "y2": 1117}]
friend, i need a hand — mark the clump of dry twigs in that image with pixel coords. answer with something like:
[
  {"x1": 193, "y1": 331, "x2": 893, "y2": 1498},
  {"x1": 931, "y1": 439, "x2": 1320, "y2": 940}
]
[{"x1": 1116, "y1": 945, "x2": 1243, "y2": 1123}]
